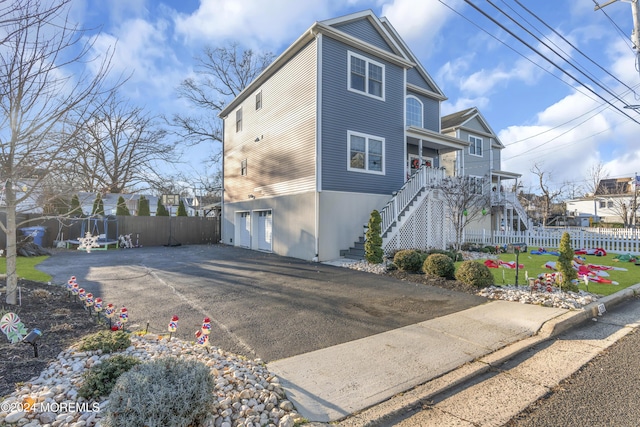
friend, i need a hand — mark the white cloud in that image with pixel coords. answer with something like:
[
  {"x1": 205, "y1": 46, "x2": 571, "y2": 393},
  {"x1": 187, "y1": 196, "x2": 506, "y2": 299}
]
[
  {"x1": 88, "y1": 17, "x2": 184, "y2": 102},
  {"x1": 381, "y1": 0, "x2": 461, "y2": 46},
  {"x1": 497, "y1": 88, "x2": 637, "y2": 190},
  {"x1": 173, "y1": 0, "x2": 333, "y2": 49}
]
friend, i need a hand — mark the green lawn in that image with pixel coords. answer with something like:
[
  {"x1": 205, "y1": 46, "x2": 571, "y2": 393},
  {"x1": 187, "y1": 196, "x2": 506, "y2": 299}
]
[
  {"x1": 461, "y1": 251, "x2": 640, "y2": 296},
  {"x1": 0, "y1": 256, "x2": 52, "y2": 282}
]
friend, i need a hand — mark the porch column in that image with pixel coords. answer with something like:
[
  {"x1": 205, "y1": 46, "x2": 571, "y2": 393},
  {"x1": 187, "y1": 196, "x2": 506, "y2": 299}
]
[{"x1": 418, "y1": 140, "x2": 423, "y2": 163}]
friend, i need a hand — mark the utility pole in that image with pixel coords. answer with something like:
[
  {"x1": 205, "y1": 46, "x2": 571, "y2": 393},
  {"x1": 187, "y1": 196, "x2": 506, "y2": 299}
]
[{"x1": 595, "y1": 0, "x2": 640, "y2": 51}]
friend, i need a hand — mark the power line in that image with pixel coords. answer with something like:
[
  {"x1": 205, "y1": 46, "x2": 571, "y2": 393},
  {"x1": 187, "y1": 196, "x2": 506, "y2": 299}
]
[
  {"x1": 512, "y1": 0, "x2": 638, "y2": 99},
  {"x1": 473, "y1": 0, "x2": 640, "y2": 125}
]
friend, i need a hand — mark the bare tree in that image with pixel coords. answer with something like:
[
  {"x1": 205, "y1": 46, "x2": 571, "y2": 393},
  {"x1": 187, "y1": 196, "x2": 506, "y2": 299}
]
[
  {"x1": 0, "y1": 0, "x2": 115, "y2": 305},
  {"x1": 438, "y1": 175, "x2": 491, "y2": 250},
  {"x1": 585, "y1": 162, "x2": 609, "y2": 220},
  {"x1": 531, "y1": 164, "x2": 564, "y2": 226},
  {"x1": 62, "y1": 92, "x2": 174, "y2": 193},
  {"x1": 166, "y1": 42, "x2": 274, "y2": 186}
]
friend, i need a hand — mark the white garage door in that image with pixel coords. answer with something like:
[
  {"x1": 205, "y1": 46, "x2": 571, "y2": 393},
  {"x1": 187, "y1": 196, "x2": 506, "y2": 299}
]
[
  {"x1": 257, "y1": 210, "x2": 272, "y2": 252},
  {"x1": 239, "y1": 212, "x2": 251, "y2": 248}
]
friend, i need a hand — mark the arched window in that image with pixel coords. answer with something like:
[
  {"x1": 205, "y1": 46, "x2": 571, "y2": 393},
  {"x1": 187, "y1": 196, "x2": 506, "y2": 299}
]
[{"x1": 406, "y1": 96, "x2": 423, "y2": 128}]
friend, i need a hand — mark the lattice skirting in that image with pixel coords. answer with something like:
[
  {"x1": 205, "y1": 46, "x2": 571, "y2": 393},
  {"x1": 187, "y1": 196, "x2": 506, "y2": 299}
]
[{"x1": 383, "y1": 191, "x2": 454, "y2": 254}]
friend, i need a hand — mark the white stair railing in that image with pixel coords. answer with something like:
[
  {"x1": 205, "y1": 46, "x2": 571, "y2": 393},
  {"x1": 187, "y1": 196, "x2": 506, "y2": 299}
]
[{"x1": 380, "y1": 166, "x2": 445, "y2": 236}]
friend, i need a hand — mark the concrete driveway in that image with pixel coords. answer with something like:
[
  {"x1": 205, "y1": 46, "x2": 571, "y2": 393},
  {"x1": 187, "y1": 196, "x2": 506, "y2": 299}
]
[{"x1": 36, "y1": 245, "x2": 486, "y2": 362}]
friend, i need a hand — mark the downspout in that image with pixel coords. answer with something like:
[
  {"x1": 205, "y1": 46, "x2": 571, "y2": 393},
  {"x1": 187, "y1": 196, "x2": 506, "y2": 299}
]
[
  {"x1": 313, "y1": 30, "x2": 322, "y2": 262},
  {"x1": 220, "y1": 118, "x2": 225, "y2": 244}
]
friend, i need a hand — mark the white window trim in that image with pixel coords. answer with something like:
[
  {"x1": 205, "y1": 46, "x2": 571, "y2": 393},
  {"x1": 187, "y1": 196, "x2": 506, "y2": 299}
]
[
  {"x1": 347, "y1": 51, "x2": 385, "y2": 101},
  {"x1": 235, "y1": 107, "x2": 243, "y2": 133},
  {"x1": 469, "y1": 135, "x2": 483, "y2": 157},
  {"x1": 406, "y1": 95, "x2": 423, "y2": 128},
  {"x1": 255, "y1": 90, "x2": 262, "y2": 111},
  {"x1": 347, "y1": 130, "x2": 385, "y2": 175}
]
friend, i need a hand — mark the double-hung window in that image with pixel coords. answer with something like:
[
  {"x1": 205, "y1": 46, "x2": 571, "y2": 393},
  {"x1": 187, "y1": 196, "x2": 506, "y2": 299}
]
[
  {"x1": 348, "y1": 131, "x2": 384, "y2": 174},
  {"x1": 235, "y1": 108, "x2": 243, "y2": 132},
  {"x1": 469, "y1": 135, "x2": 482, "y2": 156},
  {"x1": 348, "y1": 52, "x2": 385, "y2": 100}
]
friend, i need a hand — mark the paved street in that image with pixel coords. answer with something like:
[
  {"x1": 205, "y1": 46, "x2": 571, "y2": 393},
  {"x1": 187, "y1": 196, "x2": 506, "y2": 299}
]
[
  {"x1": 507, "y1": 297, "x2": 640, "y2": 427},
  {"x1": 36, "y1": 244, "x2": 486, "y2": 362},
  {"x1": 387, "y1": 295, "x2": 640, "y2": 427}
]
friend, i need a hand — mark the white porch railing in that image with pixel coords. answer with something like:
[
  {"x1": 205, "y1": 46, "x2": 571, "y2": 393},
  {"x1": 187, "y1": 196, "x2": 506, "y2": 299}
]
[
  {"x1": 465, "y1": 227, "x2": 640, "y2": 254},
  {"x1": 380, "y1": 166, "x2": 446, "y2": 236}
]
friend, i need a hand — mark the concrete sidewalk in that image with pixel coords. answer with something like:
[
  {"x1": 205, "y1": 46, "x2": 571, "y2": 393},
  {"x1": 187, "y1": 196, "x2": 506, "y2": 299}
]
[{"x1": 267, "y1": 300, "x2": 567, "y2": 422}]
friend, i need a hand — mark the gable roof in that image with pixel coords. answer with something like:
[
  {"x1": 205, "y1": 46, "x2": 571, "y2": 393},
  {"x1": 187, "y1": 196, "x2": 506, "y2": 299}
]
[
  {"x1": 220, "y1": 10, "x2": 438, "y2": 118},
  {"x1": 441, "y1": 107, "x2": 504, "y2": 149},
  {"x1": 378, "y1": 17, "x2": 446, "y2": 99}
]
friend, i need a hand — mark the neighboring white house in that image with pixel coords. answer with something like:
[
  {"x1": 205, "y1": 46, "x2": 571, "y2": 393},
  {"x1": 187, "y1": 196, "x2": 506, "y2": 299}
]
[{"x1": 565, "y1": 177, "x2": 639, "y2": 225}]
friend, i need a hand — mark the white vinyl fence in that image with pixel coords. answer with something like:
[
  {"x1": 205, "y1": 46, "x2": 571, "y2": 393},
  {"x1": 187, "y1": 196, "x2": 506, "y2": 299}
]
[{"x1": 465, "y1": 227, "x2": 640, "y2": 254}]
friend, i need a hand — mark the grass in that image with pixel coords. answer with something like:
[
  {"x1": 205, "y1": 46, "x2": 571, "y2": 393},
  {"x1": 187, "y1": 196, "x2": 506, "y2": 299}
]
[
  {"x1": 0, "y1": 255, "x2": 52, "y2": 282},
  {"x1": 461, "y1": 250, "x2": 640, "y2": 296}
]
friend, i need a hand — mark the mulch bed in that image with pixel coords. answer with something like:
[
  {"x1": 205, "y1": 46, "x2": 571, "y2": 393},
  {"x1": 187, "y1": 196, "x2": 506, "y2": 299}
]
[
  {"x1": 0, "y1": 279, "x2": 103, "y2": 397},
  {"x1": 385, "y1": 269, "x2": 480, "y2": 294}
]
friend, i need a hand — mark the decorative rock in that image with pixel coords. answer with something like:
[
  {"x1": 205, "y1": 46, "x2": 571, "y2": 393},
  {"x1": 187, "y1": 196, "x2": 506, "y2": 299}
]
[{"x1": 5, "y1": 410, "x2": 26, "y2": 424}]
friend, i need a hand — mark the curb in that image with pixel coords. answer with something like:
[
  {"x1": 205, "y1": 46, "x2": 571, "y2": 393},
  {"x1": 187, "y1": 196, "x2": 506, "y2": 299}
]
[{"x1": 338, "y1": 283, "x2": 640, "y2": 427}]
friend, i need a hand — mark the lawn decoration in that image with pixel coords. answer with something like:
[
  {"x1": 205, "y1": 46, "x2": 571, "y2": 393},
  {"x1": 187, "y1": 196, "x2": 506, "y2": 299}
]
[
  {"x1": 195, "y1": 330, "x2": 210, "y2": 353},
  {"x1": 71, "y1": 282, "x2": 80, "y2": 298},
  {"x1": 545, "y1": 261, "x2": 620, "y2": 285},
  {"x1": 77, "y1": 288, "x2": 86, "y2": 303},
  {"x1": 78, "y1": 232, "x2": 100, "y2": 253},
  {"x1": 66, "y1": 279, "x2": 75, "y2": 297},
  {"x1": 94, "y1": 298, "x2": 103, "y2": 316},
  {"x1": 0, "y1": 312, "x2": 28, "y2": 343},
  {"x1": 168, "y1": 315, "x2": 179, "y2": 340},
  {"x1": 613, "y1": 254, "x2": 638, "y2": 263},
  {"x1": 104, "y1": 303, "x2": 116, "y2": 328},
  {"x1": 119, "y1": 307, "x2": 128, "y2": 326},
  {"x1": 484, "y1": 259, "x2": 524, "y2": 269},
  {"x1": 84, "y1": 293, "x2": 94, "y2": 312},
  {"x1": 575, "y1": 248, "x2": 607, "y2": 256},
  {"x1": 201, "y1": 317, "x2": 211, "y2": 336},
  {"x1": 530, "y1": 248, "x2": 560, "y2": 256}
]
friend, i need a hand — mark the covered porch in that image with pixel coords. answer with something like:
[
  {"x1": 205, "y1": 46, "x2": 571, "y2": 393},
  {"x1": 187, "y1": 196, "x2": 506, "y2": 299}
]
[
  {"x1": 405, "y1": 126, "x2": 469, "y2": 178},
  {"x1": 490, "y1": 170, "x2": 531, "y2": 232}
]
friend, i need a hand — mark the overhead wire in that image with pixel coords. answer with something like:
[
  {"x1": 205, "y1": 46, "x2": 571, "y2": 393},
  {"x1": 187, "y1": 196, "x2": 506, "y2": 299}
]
[
  {"x1": 468, "y1": 0, "x2": 640, "y2": 126},
  {"x1": 512, "y1": 0, "x2": 639, "y2": 99}
]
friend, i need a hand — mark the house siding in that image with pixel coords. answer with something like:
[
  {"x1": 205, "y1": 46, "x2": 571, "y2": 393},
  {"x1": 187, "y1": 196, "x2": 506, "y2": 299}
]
[
  {"x1": 407, "y1": 68, "x2": 438, "y2": 94},
  {"x1": 459, "y1": 128, "x2": 490, "y2": 178},
  {"x1": 319, "y1": 36, "x2": 405, "y2": 195},
  {"x1": 223, "y1": 40, "x2": 317, "y2": 203},
  {"x1": 332, "y1": 19, "x2": 395, "y2": 53}
]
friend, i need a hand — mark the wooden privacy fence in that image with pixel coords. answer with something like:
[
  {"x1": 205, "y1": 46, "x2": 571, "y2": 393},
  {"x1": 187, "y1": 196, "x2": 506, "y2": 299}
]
[
  {"x1": 0, "y1": 213, "x2": 221, "y2": 249},
  {"x1": 465, "y1": 227, "x2": 640, "y2": 254}
]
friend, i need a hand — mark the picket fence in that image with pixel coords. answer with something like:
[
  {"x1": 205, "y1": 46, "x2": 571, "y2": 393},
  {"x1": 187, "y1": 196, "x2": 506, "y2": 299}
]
[{"x1": 465, "y1": 227, "x2": 640, "y2": 254}]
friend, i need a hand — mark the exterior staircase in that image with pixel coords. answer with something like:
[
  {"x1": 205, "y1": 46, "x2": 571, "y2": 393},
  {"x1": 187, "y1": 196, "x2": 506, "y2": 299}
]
[
  {"x1": 340, "y1": 166, "x2": 447, "y2": 259},
  {"x1": 492, "y1": 191, "x2": 533, "y2": 230},
  {"x1": 340, "y1": 236, "x2": 365, "y2": 260}
]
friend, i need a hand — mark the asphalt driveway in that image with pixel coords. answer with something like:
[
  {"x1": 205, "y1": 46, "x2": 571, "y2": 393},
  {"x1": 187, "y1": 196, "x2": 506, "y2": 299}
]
[{"x1": 36, "y1": 245, "x2": 486, "y2": 362}]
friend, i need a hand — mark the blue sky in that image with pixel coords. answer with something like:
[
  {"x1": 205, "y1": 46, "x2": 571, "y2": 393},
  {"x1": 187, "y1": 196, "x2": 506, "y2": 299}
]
[{"x1": 72, "y1": 0, "x2": 640, "y2": 194}]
